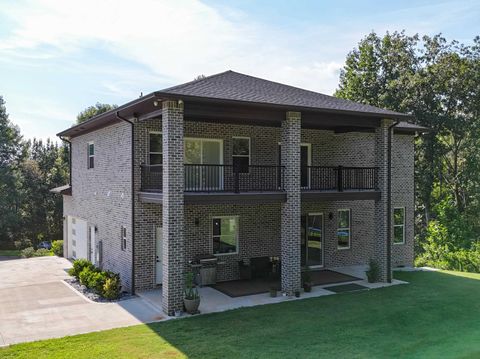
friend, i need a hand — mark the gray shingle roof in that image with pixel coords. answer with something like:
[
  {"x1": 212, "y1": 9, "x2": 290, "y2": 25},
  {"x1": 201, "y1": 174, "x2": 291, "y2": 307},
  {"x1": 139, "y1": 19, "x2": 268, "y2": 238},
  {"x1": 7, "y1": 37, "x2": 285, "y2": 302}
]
[{"x1": 159, "y1": 70, "x2": 410, "y2": 119}]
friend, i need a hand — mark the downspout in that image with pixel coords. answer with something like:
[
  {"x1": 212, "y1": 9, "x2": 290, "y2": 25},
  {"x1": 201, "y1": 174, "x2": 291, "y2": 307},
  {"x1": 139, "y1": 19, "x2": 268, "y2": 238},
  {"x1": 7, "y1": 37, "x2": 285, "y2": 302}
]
[
  {"x1": 386, "y1": 120, "x2": 400, "y2": 283},
  {"x1": 116, "y1": 112, "x2": 136, "y2": 294},
  {"x1": 59, "y1": 136, "x2": 72, "y2": 186}
]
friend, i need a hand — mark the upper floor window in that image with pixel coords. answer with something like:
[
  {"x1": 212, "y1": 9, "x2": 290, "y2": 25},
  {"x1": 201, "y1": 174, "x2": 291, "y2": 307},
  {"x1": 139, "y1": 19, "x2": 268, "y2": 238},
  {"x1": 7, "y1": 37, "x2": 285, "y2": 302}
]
[
  {"x1": 393, "y1": 207, "x2": 405, "y2": 244},
  {"x1": 337, "y1": 209, "x2": 351, "y2": 249},
  {"x1": 232, "y1": 137, "x2": 250, "y2": 173},
  {"x1": 87, "y1": 142, "x2": 94, "y2": 169},
  {"x1": 149, "y1": 132, "x2": 162, "y2": 165}
]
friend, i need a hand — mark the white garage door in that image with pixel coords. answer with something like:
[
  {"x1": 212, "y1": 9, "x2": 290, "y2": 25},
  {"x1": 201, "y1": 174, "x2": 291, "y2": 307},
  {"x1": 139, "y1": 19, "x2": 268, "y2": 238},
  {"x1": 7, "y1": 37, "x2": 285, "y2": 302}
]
[{"x1": 67, "y1": 216, "x2": 88, "y2": 260}]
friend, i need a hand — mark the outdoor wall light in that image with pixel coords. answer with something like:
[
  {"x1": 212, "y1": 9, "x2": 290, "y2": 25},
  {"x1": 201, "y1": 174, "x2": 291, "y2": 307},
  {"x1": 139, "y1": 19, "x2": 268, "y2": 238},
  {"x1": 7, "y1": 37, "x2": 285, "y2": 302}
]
[{"x1": 153, "y1": 100, "x2": 159, "y2": 107}]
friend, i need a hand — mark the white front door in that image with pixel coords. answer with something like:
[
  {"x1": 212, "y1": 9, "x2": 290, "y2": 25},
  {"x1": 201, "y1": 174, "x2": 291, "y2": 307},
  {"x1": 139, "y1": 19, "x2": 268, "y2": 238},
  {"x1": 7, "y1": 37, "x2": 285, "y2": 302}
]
[{"x1": 155, "y1": 227, "x2": 163, "y2": 285}]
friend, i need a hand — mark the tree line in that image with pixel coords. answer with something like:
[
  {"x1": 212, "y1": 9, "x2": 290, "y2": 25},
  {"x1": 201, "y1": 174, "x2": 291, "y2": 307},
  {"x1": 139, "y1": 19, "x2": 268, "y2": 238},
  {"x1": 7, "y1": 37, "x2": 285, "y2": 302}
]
[{"x1": 336, "y1": 32, "x2": 480, "y2": 271}]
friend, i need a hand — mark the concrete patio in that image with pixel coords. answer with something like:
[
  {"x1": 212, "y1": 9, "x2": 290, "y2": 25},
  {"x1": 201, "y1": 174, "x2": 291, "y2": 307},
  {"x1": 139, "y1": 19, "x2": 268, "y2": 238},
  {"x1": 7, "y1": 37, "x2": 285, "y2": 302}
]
[{"x1": 137, "y1": 265, "x2": 408, "y2": 317}]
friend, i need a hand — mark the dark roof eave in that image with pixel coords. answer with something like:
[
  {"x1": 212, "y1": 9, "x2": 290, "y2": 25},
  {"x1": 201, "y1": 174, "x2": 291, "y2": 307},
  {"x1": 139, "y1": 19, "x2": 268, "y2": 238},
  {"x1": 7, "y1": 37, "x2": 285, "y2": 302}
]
[
  {"x1": 56, "y1": 92, "x2": 158, "y2": 138},
  {"x1": 153, "y1": 91, "x2": 414, "y2": 121}
]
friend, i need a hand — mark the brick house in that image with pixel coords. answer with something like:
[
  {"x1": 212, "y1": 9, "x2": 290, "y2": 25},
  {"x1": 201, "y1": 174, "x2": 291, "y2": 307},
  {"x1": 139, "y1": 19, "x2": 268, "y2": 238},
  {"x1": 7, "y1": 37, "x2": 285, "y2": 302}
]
[{"x1": 53, "y1": 71, "x2": 425, "y2": 315}]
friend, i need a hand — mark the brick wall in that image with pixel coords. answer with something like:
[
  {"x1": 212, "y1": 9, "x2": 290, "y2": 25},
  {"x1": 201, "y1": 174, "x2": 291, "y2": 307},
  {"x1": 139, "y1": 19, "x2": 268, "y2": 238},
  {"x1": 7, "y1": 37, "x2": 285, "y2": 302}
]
[{"x1": 63, "y1": 121, "x2": 133, "y2": 291}]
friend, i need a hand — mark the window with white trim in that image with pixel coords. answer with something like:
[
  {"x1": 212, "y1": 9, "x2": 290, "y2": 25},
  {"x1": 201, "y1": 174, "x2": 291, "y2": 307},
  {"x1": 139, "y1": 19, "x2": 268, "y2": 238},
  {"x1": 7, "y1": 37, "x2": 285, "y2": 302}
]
[
  {"x1": 87, "y1": 142, "x2": 94, "y2": 169},
  {"x1": 149, "y1": 132, "x2": 162, "y2": 165},
  {"x1": 337, "y1": 209, "x2": 351, "y2": 249},
  {"x1": 121, "y1": 226, "x2": 127, "y2": 251},
  {"x1": 393, "y1": 207, "x2": 405, "y2": 244},
  {"x1": 232, "y1": 137, "x2": 250, "y2": 173},
  {"x1": 212, "y1": 216, "x2": 239, "y2": 255}
]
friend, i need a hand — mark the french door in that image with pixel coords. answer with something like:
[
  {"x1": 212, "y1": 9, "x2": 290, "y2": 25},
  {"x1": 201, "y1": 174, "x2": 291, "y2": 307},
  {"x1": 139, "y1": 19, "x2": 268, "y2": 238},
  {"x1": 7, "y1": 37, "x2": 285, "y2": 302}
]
[
  {"x1": 184, "y1": 138, "x2": 223, "y2": 191},
  {"x1": 301, "y1": 213, "x2": 324, "y2": 267}
]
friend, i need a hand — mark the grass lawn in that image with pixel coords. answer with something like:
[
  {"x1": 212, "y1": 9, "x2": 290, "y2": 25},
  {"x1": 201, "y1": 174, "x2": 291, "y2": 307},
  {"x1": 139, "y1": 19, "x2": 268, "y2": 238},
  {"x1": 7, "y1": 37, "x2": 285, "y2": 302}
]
[
  {"x1": 2, "y1": 270, "x2": 480, "y2": 358},
  {"x1": 0, "y1": 249, "x2": 21, "y2": 257}
]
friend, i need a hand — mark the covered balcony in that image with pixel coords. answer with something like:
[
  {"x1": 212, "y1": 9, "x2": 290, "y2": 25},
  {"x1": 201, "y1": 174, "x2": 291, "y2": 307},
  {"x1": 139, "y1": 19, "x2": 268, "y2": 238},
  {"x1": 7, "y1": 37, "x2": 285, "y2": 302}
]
[{"x1": 139, "y1": 163, "x2": 380, "y2": 203}]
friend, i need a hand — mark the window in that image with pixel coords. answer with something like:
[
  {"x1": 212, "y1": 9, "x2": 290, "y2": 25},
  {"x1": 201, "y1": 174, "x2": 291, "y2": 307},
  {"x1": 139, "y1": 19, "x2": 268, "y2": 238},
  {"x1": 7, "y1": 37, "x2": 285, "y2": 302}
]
[
  {"x1": 337, "y1": 209, "x2": 351, "y2": 249},
  {"x1": 121, "y1": 226, "x2": 127, "y2": 251},
  {"x1": 149, "y1": 132, "x2": 162, "y2": 165},
  {"x1": 393, "y1": 207, "x2": 405, "y2": 244},
  {"x1": 87, "y1": 142, "x2": 94, "y2": 169},
  {"x1": 232, "y1": 137, "x2": 250, "y2": 173},
  {"x1": 212, "y1": 216, "x2": 238, "y2": 255}
]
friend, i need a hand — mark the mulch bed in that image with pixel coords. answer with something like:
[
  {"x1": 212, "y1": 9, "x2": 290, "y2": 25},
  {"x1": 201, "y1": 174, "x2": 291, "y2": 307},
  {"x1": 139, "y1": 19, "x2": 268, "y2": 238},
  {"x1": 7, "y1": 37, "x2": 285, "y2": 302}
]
[
  {"x1": 211, "y1": 270, "x2": 361, "y2": 298},
  {"x1": 64, "y1": 278, "x2": 133, "y2": 303}
]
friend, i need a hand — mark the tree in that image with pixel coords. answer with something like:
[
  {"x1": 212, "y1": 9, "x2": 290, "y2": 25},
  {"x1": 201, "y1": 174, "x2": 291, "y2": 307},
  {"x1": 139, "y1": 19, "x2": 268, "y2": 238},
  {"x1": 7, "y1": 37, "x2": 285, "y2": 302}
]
[
  {"x1": 0, "y1": 96, "x2": 27, "y2": 247},
  {"x1": 335, "y1": 32, "x2": 480, "y2": 259},
  {"x1": 76, "y1": 102, "x2": 117, "y2": 124}
]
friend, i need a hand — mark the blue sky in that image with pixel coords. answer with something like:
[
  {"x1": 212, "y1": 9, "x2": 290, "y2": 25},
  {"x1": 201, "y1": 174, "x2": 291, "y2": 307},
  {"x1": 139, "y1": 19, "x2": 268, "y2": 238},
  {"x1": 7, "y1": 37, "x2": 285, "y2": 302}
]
[{"x1": 0, "y1": 0, "x2": 479, "y2": 141}]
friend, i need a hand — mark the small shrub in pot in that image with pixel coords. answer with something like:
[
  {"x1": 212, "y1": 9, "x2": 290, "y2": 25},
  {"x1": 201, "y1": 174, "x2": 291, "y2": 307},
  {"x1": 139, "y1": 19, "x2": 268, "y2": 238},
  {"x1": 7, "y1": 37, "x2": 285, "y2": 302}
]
[{"x1": 184, "y1": 272, "x2": 200, "y2": 314}]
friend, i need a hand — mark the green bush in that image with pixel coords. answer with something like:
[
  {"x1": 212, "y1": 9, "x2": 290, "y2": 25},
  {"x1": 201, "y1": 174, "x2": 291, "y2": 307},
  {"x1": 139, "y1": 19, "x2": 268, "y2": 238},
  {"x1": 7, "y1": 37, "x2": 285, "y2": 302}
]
[
  {"x1": 69, "y1": 259, "x2": 94, "y2": 280},
  {"x1": 14, "y1": 237, "x2": 33, "y2": 250},
  {"x1": 51, "y1": 240, "x2": 63, "y2": 257},
  {"x1": 21, "y1": 247, "x2": 35, "y2": 258},
  {"x1": 88, "y1": 271, "x2": 108, "y2": 294},
  {"x1": 33, "y1": 248, "x2": 52, "y2": 257},
  {"x1": 102, "y1": 273, "x2": 122, "y2": 300}
]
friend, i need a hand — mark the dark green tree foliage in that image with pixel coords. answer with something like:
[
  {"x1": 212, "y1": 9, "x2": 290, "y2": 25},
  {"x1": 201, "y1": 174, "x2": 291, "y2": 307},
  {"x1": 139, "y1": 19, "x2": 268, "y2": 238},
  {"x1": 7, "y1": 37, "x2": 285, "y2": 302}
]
[
  {"x1": 76, "y1": 102, "x2": 117, "y2": 124},
  {"x1": 0, "y1": 97, "x2": 69, "y2": 249},
  {"x1": 336, "y1": 32, "x2": 480, "y2": 271},
  {"x1": 0, "y1": 96, "x2": 27, "y2": 247}
]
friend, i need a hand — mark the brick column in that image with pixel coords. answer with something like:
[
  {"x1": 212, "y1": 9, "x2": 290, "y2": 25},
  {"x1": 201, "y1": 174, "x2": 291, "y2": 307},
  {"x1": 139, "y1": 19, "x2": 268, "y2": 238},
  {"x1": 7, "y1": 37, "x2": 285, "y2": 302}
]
[
  {"x1": 162, "y1": 100, "x2": 185, "y2": 315},
  {"x1": 374, "y1": 119, "x2": 393, "y2": 282},
  {"x1": 281, "y1": 111, "x2": 302, "y2": 294}
]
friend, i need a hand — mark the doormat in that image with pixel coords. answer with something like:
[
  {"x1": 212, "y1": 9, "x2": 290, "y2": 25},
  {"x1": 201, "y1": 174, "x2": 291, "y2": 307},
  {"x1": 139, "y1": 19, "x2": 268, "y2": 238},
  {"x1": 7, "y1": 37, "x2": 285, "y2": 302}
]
[{"x1": 324, "y1": 283, "x2": 369, "y2": 293}]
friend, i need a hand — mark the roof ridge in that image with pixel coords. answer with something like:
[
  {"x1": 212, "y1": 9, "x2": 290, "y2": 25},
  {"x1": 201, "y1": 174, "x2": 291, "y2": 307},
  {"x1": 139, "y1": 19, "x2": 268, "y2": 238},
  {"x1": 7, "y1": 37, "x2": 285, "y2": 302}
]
[{"x1": 160, "y1": 70, "x2": 233, "y2": 93}]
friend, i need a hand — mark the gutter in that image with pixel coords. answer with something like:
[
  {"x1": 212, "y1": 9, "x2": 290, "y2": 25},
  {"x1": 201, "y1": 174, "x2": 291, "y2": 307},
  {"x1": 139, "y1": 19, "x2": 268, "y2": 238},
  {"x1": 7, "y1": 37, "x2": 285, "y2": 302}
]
[
  {"x1": 386, "y1": 120, "x2": 400, "y2": 283},
  {"x1": 116, "y1": 111, "x2": 136, "y2": 295}
]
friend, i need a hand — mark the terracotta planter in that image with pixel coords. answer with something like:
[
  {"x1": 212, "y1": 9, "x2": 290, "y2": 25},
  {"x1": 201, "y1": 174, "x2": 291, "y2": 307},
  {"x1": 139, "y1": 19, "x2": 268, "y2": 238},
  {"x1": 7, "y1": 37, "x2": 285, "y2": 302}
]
[{"x1": 184, "y1": 298, "x2": 200, "y2": 314}]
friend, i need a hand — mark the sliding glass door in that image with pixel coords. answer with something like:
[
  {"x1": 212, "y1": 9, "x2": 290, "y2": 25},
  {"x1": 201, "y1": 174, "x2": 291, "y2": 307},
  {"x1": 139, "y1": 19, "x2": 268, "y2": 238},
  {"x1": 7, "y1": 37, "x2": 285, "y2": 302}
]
[{"x1": 184, "y1": 138, "x2": 223, "y2": 191}]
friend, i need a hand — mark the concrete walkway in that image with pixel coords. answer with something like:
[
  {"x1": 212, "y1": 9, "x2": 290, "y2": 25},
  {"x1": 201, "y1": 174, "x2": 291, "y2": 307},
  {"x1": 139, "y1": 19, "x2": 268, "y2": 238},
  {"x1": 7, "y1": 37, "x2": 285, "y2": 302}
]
[
  {"x1": 138, "y1": 265, "x2": 407, "y2": 317},
  {"x1": 0, "y1": 256, "x2": 165, "y2": 346}
]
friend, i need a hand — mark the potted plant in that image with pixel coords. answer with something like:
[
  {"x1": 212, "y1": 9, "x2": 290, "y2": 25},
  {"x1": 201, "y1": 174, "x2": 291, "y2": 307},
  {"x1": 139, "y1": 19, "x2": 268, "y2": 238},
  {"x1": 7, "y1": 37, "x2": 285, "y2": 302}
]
[
  {"x1": 302, "y1": 270, "x2": 313, "y2": 292},
  {"x1": 366, "y1": 259, "x2": 380, "y2": 283},
  {"x1": 294, "y1": 290, "x2": 301, "y2": 298},
  {"x1": 269, "y1": 286, "x2": 277, "y2": 297},
  {"x1": 184, "y1": 272, "x2": 200, "y2": 314}
]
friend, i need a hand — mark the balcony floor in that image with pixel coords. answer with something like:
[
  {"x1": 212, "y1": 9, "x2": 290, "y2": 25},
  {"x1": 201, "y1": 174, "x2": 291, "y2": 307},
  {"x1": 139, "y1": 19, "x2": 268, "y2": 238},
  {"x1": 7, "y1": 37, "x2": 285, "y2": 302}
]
[{"x1": 138, "y1": 189, "x2": 380, "y2": 204}]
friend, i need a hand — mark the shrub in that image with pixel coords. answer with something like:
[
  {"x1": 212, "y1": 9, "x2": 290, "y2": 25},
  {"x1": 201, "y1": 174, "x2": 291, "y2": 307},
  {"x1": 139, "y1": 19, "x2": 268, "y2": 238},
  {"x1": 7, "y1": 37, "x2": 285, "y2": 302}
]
[
  {"x1": 69, "y1": 259, "x2": 94, "y2": 280},
  {"x1": 102, "y1": 273, "x2": 122, "y2": 300},
  {"x1": 15, "y1": 238, "x2": 33, "y2": 250},
  {"x1": 33, "y1": 248, "x2": 52, "y2": 257},
  {"x1": 88, "y1": 271, "x2": 108, "y2": 294},
  {"x1": 366, "y1": 259, "x2": 381, "y2": 283},
  {"x1": 21, "y1": 247, "x2": 35, "y2": 258},
  {"x1": 51, "y1": 240, "x2": 63, "y2": 257}
]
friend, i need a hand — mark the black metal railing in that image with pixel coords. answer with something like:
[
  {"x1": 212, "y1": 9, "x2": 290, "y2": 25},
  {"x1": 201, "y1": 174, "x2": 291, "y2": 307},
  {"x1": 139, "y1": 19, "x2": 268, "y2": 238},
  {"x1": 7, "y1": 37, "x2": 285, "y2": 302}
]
[
  {"x1": 140, "y1": 164, "x2": 285, "y2": 193},
  {"x1": 140, "y1": 164, "x2": 377, "y2": 193},
  {"x1": 141, "y1": 164, "x2": 163, "y2": 192},
  {"x1": 306, "y1": 166, "x2": 378, "y2": 191}
]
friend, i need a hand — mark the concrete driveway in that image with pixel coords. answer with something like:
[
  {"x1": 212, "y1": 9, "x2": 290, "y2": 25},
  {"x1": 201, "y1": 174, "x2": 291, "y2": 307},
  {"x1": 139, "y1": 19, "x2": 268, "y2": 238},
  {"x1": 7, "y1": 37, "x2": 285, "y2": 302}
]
[{"x1": 0, "y1": 256, "x2": 165, "y2": 346}]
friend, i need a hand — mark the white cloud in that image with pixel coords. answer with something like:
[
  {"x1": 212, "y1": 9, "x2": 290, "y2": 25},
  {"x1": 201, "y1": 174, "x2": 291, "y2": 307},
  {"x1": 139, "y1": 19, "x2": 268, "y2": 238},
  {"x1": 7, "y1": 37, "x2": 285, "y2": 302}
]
[{"x1": 0, "y1": 0, "x2": 345, "y2": 95}]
